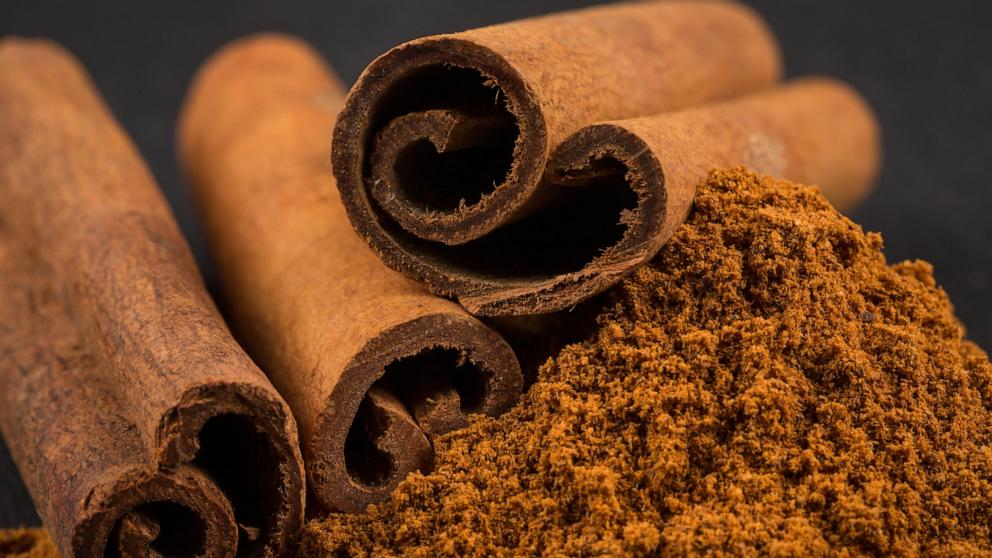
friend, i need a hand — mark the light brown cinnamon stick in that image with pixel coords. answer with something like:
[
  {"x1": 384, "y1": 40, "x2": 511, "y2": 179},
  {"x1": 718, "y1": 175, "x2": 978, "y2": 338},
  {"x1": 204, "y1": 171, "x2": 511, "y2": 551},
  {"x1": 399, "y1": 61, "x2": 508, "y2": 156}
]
[
  {"x1": 178, "y1": 35, "x2": 522, "y2": 513},
  {"x1": 0, "y1": 38, "x2": 304, "y2": 557}
]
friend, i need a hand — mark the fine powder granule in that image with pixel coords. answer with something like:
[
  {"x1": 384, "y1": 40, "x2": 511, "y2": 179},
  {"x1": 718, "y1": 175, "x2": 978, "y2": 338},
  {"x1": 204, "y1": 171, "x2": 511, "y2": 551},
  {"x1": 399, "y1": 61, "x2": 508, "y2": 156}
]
[{"x1": 302, "y1": 167, "x2": 992, "y2": 557}]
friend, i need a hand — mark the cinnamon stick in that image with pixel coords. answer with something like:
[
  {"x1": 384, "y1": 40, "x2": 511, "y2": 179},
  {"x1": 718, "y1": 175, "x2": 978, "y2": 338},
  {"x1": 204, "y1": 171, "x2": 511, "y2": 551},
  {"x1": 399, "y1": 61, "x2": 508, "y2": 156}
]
[
  {"x1": 0, "y1": 38, "x2": 304, "y2": 557},
  {"x1": 178, "y1": 35, "x2": 522, "y2": 513}
]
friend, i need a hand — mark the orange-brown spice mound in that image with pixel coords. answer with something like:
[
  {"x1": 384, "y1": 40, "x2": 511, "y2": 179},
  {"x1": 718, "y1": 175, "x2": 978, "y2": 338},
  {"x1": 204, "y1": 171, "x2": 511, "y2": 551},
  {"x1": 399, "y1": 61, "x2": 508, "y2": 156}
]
[
  {"x1": 302, "y1": 167, "x2": 992, "y2": 557},
  {"x1": 0, "y1": 528, "x2": 57, "y2": 558}
]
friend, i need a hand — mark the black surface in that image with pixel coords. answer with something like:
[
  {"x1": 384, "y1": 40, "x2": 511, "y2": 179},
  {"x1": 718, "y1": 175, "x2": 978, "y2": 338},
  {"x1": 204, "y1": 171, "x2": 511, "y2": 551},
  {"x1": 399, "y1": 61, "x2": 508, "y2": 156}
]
[{"x1": 1, "y1": 0, "x2": 989, "y2": 528}]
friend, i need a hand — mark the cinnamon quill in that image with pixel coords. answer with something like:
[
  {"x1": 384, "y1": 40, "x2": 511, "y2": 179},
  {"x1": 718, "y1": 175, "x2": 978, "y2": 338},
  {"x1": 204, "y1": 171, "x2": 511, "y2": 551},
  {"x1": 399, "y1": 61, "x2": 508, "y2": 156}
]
[
  {"x1": 178, "y1": 35, "x2": 522, "y2": 513},
  {"x1": 0, "y1": 39, "x2": 304, "y2": 557}
]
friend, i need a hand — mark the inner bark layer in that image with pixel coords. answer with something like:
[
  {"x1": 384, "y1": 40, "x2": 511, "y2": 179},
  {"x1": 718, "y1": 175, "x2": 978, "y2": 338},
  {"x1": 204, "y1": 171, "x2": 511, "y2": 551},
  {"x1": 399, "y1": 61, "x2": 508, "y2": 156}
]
[{"x1": 344, "y1": 347, "x2": 489, "y2": 488}]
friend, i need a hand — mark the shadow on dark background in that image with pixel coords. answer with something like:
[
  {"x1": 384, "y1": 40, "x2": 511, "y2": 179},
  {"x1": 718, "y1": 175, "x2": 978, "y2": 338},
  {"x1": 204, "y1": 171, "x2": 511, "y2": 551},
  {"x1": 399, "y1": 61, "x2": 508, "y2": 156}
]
[{"x1": 1, "y1": 0, "x2": 990, "y2": 527}]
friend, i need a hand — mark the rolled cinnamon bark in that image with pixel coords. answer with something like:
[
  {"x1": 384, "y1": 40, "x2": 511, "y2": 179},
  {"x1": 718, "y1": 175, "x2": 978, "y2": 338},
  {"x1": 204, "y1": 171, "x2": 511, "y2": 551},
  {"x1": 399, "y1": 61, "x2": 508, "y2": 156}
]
[
  {"x1": 0, "y1": 38, "x2": 304, "y2": 558},
  {"x1": 178, "y1": 35, "x2": 522, "y2": 513}
]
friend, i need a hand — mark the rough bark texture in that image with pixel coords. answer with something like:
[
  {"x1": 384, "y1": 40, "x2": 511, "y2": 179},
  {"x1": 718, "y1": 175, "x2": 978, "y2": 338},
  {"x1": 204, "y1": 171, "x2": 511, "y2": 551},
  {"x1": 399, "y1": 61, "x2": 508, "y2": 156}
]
[
  {"x1": 332, "y1": 0, "x2": 788, "y2": 316},
  {"x1": 0, "y1": 38, "x2": 305, "y2": 558},
  {"x1": 178, "y1": 35, "x2": 522, "y2": 513}
]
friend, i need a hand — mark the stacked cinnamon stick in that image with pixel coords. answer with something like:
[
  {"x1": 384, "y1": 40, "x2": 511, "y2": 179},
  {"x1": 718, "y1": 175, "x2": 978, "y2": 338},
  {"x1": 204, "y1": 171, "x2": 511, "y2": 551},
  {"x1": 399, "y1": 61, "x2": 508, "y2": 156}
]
[{"x1": 0, "y1": 1, "x2": 880, "y2": 556}]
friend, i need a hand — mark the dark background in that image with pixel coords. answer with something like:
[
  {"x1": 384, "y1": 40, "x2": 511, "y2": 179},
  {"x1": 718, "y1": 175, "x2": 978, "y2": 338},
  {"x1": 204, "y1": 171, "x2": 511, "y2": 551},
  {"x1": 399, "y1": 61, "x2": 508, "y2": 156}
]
[{"x1": 1, "y1": 0, "x2": 989, "y2": 527}]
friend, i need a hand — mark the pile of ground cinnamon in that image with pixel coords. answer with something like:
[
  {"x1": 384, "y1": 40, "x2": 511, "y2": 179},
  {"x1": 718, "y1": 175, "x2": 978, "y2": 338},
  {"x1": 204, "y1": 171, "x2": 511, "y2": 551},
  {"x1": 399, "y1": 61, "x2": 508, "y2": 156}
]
[
  {"x1": 0, "y1": 528, "x2": 57, "y2": 558},
  {"x1": 302, "y1": 167, "x2": 992, "y2": 556}
]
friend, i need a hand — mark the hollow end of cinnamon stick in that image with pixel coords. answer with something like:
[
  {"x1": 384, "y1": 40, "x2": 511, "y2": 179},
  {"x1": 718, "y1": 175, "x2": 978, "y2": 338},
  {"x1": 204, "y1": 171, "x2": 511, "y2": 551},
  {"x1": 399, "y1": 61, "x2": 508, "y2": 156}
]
[
  {"x1": 178, "y1": 33, "x2": 523, "y2": 514},
  {"x1": 72, "y1": 383, "x2": 304, "y2": 558},
  {"x1": 350, "y1": 37, "x2": 547, "y2": 246},
  {"x1": 308, "y1": 313, "x2": 522, "y2": 513}
]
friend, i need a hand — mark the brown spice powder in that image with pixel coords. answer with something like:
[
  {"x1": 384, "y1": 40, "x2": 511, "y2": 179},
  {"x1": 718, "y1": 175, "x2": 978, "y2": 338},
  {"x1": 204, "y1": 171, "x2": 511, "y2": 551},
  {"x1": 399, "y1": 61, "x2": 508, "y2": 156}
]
[
  {"x1": 302, "y1": 167, "x2": 992, "y2": 557},
  {"x1": 0, "y1": 528, "x2": 57, "y2": 558}
]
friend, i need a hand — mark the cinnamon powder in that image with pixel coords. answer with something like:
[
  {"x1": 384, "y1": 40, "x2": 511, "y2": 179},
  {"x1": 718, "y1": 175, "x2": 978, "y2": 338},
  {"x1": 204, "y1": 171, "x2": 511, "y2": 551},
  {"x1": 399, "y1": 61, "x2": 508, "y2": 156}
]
[
  {"x1": 302, "y1": 167, "x2": 992, "y2": 556},
  {"x1": 0, "y1": 528, "x2": 57, "y2": 558},
  {"x1": 4, "y1": 167, "x2": 990, "y2": 556}
]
